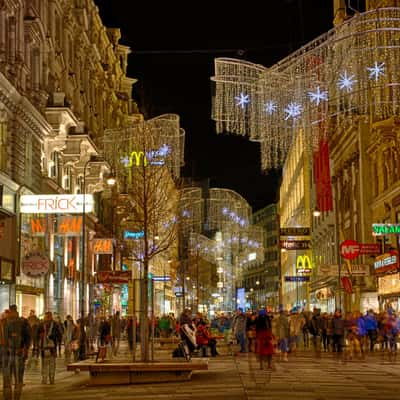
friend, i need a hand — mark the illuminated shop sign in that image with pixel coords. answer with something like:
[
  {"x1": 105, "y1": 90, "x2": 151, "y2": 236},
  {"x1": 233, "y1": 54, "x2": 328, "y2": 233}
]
[
  {"x1": 296, "y1": 255, "x2": 312, "y2": 274},
  {"x1": 21, "y1": 195, "x2": 94, "y2": 214},
  {"x1": 374, "y1": 252, "x2": 398, "y2": 273},
  {"x1": 372, "y1": 223, "x2": 400, "y2": 235},
  {"x1": 152, "y1": 276, "x2": 171, "y2": 282},
  {"x1": 280, "y1": 240, "x2": 311, "y2": 250},
  {"x1": 30, "y1": 216, "x2": 83, "y2": 235},
  {"x1": 120, "y1": 144, "x2": 171, "y2": 167},
  {"x1": 92, "y1": 239, "x2": 114, "y2": 254},
  {"x1": 123, "y1": 230, "x2": 144, "y2": 240}
]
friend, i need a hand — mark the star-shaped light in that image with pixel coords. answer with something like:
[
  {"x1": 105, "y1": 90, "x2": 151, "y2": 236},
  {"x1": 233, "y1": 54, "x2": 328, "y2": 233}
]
[
  {"x1": 338, "y1": 71, "x2": 357, "y2": 92},
  {"x1": 235, "y1": 92, "x2": 250, "y2": 109},
  {"x1": 367, "y1": 62, "x2": 385, "y2": 81},
  {"x1": 264, "y1": 100, "x2": 277, "y2": 115},
  {"x1": 308, "y1": 87, "x2": 328, "y2": 105},
  {"x1": 120, "y1": 155, "x2": 130, "y2": 166},
  {"x1": 158, "y1": 144, "x2": 170, "y2": 156},
  {"x1": 284, "y1": 102, "x2": 302, "y2": 120}
]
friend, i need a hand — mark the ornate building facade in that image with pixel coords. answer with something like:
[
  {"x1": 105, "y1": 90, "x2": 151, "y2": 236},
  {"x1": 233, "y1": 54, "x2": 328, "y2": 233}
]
[{"x1": 0, "y1": 0, "x2": 138, "y2": 318}]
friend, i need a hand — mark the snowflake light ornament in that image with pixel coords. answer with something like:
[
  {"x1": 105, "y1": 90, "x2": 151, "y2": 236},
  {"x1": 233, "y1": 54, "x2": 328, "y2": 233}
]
[
  {"x1": 308, "y1": 87, "x2": 328, "y2": 105},
  {"x1": 235, "y1": 92, "x2": 250, "y2": 109},
  {"x1": 264, "y1": 100, "x2": 277, "y2": 115},
  {"x1": 284, "y1": 102, "x2": 302, "y2": 120},
  {"x1": 120, "y1": 155, "x2": 130, "y2": 166},
  {"x1": 338, "y1": 71, "x2": 357, "y2": 92},
  {"x1": 367, "y1": 62, "x2": 385, "y2": 81}
]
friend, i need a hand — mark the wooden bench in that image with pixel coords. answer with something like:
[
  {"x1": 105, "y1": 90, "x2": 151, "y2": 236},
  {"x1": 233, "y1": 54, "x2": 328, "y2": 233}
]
[
  {"x1": 67, "y1": 360, "x2": 208, "y2": 385},
  {"x1": 154, "y1": 337, "x2": 180, "y2": 348}
]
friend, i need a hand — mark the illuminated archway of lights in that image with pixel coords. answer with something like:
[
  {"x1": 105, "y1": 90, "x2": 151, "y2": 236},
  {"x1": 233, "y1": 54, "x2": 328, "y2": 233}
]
[{"x1": 211, "y1": 8, "x2": 400, "y2": 170}]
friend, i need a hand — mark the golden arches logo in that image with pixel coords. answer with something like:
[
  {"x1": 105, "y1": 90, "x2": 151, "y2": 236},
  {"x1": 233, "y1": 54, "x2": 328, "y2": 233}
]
[
  {"x1": 129, "y1": 151, "x2": 148, "y2": 167},
  {"x1": 296, "y1": 255, "x2": 312, "y2": 273}
]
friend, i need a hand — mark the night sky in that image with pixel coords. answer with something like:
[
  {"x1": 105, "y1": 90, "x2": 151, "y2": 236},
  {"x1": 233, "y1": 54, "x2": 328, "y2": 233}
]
[{"x1": 94, "y1": 0, "x2": 336, "y2": 211}]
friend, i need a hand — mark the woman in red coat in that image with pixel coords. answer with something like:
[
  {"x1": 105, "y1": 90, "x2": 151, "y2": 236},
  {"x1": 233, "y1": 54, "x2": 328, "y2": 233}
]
[
  {"x1": 255, "y1": 309, "x2": 275, "y2": 369},
  {"x1": 196, "y1": 321, "x2": 218, "y2": 357}
]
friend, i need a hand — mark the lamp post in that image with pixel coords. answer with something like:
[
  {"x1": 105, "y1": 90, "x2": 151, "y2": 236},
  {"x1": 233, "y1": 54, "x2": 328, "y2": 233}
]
[{"x1": 80, "y1": 156, "x2": 115, "y2": 318}]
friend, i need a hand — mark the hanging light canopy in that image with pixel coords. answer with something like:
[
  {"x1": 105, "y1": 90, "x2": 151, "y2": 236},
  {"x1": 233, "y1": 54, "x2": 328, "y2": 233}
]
[{"x1": 211, "y1": 7, "x2": 400, "y2": 170}]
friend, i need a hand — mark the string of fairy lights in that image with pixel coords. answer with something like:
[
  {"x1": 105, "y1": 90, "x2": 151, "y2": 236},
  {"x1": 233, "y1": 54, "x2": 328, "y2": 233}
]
[{"x1": 211, "y1": 7, "x2": 400, "y2": 170}]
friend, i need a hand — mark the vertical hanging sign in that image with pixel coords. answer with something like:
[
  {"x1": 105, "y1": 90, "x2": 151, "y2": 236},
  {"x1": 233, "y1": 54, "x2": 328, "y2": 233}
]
[{"x1": 313, "y1": 140, "x2": 333, "y2": 212}]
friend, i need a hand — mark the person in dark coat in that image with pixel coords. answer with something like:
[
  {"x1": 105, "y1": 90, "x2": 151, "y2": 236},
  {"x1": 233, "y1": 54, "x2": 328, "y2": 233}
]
[{"x1": 255, "y1": 309, "x2": 275, "y2": 370}]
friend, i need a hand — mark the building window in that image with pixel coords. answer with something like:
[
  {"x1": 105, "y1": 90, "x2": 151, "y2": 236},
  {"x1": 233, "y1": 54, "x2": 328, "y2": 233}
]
[
  {"x1": 25, "y1": 135, "x2": 32, "y2": 185},
  {"x1": 75, "y1": 175, "x2": 84, "y2": 194},
  {"x1": 49, "y1": 151, "x2": 60, "y2": 180},
  {"x1": 0, "y1": 120, "x2": 7, "y2": 171},
  {"x1": 63, "y1": 165, "x2": 72, "y2": 191}
]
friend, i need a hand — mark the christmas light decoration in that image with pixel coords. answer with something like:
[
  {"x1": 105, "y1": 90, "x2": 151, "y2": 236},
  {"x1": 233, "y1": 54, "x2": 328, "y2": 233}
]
[
  {"x1": 307, "y1": 87, "x2": 328, "y2": 105},
  {"x1": 264, "y1": 100, "x2": 277, "y2": 114},
  {"x1": 367, "y1": 61, "x2": 385, "y2": 81},
  {"x1": 337, "y1": 71, "x2": 357, "y2": 92},
  {"x1": 211, "y1": 8, "x2": 400, "y2": 170},
  {"x1": 235, "y1": 92, "x2": 250, "y2": 109},
  {"x1": 284, "y1": 102, "x2": 303, "y2": 120}
]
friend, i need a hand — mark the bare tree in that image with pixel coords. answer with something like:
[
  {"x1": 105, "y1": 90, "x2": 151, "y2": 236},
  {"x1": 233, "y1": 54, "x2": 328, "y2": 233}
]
[{"x1": 103, "y1": 114, "x2": 184, "y2": 361}]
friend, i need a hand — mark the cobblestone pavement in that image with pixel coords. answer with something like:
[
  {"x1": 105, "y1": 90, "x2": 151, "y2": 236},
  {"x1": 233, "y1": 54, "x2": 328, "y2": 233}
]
[{"x1": 2, "y1": 345, "x2": 400, "y2": 400}]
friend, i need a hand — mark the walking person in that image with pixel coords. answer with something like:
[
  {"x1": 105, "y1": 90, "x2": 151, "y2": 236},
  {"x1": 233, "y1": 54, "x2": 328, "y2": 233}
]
[
  {"x1": 232, "y1": 308, "x2": 247, "y2": 354},
  {"x1": 289, "y1": 308, "x2": 305, "y2": 355},
  {"x1": 27, "y1": 309, "x2": 40, "y2": 368},
  {"x1": 276, "y1": 308, "x2": 290, "y2": 361},
  {"x1": 54, "y1": 315, "x2": 64, "y2": 357},
  {"x1": 37, "y1": 311, "x2": 58, "y2": 384},
  {"x1": 309, "y1": 308, "x2": 322, "y2": 358},
  {"x1": 0, "y1": 310, "x2": 10, "y2": 386},
  {"x1": 63, "y1": 315, "x2": 79, "y2": 365},
  {"x1": 331, "y1": 309, "x2": 345, "y2": 359},
  {"x1": 3, "y1": 305, "x2": 31, "y2": 400},
  {"x1": 111, "y1": 311, "x2": 122, "y2": 356},
  {"x1": 364, "y1": 309, "x2": 378, "y2": 352},
  {"x1": 255, "y1": 309, "x2": 275, "y2": 370}
]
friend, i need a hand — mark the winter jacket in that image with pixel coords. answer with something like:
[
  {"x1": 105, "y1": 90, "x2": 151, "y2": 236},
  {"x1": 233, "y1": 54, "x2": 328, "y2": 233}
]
[
  {"x1": 331, "y1": 316, "x2": 345, "y2": 335},
  {"x1": 357, "y1": 317, "x2": 367, "y2": 336},
  {"x1": 364, "y1": 314, "x2": 378, "y2": 331}
]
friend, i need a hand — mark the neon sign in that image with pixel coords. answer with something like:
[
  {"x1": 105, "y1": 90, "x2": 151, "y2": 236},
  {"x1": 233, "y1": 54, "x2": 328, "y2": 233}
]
[
  {"x1": 124, "y1": 230, "x2": 144, "y2": 240},
  {"x1": 372, "y1": 223, "x2": 400, "y2": 235},
  {"x1": 120, "y1": 144, "x2": 170, "y2": 167}
]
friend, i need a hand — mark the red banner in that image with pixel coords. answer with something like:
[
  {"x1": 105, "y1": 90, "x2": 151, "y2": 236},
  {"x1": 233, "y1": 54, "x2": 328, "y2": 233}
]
[
  {"x1": 341, "y1": 276, "x2": 353, "y2": 294},
  {"x1": 313, "y1": 140, "x2": 333, "y2": 212}
]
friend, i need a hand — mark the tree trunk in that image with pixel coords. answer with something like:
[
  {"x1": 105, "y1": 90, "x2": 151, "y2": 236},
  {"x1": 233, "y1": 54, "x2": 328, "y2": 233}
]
[{"x1": 140, "y1": 258, "x2": 150, "y2": 361}]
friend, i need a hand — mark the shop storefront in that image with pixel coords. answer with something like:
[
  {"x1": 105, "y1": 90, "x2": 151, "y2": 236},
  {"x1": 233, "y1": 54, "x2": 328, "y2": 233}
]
[
  {"x1": 375, "y1": 251, "x2": 400, "y2": 312},
  {"x1": 0, "y1": 178, "x2": 18, "y2": 310}
]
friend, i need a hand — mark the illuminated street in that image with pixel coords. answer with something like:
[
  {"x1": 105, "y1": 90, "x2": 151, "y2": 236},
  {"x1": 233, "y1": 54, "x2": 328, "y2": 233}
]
[
  {"x1": 2, "y1": 1, "x2": 400, "y2": 400},
  {"x1": 20, "y1": 350, "x2": 400, "y2": 400}
]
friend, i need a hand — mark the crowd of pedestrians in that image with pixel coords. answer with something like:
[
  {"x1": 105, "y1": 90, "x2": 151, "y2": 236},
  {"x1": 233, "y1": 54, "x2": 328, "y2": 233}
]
[
  {"x1": 0, "y1": 307, "x2": 131, "y2": 400},
  {"x1": 1, "y1": 304, "x2": 399, "y2": 398}
]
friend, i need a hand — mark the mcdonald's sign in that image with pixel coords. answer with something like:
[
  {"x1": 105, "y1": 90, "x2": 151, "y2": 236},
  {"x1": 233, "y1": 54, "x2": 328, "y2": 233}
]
[
  {"x1": 296, "y1": 255, "x2": 312, "y2": 274},
  {"x1": 127, "y1": 151, "x2": 148, "y2": 167}
]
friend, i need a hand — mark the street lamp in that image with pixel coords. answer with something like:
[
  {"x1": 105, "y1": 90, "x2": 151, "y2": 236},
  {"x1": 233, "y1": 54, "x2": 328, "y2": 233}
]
[{"x1": 81, "y1": 155, "x2": 115, "y2": 318}]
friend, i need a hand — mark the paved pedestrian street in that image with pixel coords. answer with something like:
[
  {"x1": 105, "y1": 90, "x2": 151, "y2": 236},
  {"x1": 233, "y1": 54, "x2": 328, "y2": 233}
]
[{"x1": 5, "y1": 350, "x2": 400, "y2": 400}]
